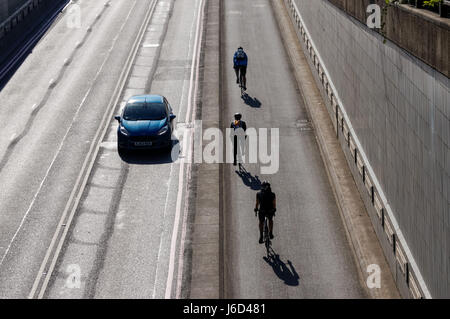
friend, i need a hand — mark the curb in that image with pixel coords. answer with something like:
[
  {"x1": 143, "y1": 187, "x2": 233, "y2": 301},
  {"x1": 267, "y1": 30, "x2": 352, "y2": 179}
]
[{"x1": 188, "y1": 0, "x2": 221, "y2": 299}]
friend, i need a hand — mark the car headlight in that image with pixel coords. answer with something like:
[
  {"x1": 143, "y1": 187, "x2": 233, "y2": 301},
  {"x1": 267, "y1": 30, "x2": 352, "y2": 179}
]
[
  {"x1": 119, "y1": 125, "x2": 129, "y2": 136},
  {"x1": 158, "y1": 124, "x2": 169, "y2": 135}
]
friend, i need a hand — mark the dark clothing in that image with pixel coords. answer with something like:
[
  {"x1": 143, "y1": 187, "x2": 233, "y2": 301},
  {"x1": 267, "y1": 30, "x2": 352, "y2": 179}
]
[
  {"x1": 233, "y1": 50, "x2": 248, "y2": 67},
  {"x1": 257, "y1": 190, "x2": 276, "y2": 213},
  {"x1": 230, "y1": 120, "x2": 247, "y2": 132},
  {"x1": 234, "y1": 66, "x2": 247, "y2": 87},
  {"x1": 234, "y1": 65, "x2": 247, "y2": 77},
  {"x1": 258, "y1": 210, "x2": 274, "y2": 223},
  {"x1": 234, "y1": 49, "x2": 248, "y2": 89},
  {"x1": 257, "y1": 190, "x2": 276, "y2": 222}
]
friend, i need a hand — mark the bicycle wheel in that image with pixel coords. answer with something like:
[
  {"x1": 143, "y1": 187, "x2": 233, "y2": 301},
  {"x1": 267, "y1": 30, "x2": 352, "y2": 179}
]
[{"x1": 264, "y1": 218, "x2": 270, "y2": 250}]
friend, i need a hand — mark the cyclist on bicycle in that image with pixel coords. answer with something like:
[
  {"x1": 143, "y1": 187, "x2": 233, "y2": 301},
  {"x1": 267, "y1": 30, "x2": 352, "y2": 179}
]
[
  {"x1": 254, "y1": 181, "x2": 276, "y2": 244},
  {"x1": 233, "y1": 46, "x2": 248, "y2": 91}
]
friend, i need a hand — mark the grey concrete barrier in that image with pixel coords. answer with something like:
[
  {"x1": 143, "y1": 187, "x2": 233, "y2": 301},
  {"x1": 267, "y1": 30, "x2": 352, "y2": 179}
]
[{"x1": 283, "y1": 0, "x2": 432, "y2": 299}]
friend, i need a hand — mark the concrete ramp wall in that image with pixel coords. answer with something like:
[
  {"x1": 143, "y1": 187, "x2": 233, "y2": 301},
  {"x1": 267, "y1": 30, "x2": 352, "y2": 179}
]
[{"x1": 288, "y1": 0, "x2": 449, "y2": 298}]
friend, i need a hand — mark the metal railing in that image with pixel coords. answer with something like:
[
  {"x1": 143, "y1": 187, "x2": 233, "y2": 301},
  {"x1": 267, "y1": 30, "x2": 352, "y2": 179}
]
[{"x1": 284, "y1": 0, "x2": 432, "y2": 299}]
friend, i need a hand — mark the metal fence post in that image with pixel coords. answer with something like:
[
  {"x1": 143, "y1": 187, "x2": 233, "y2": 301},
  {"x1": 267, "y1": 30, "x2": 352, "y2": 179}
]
[{"x1": 335, "y1": 104, "x2": 339, "y2": 138}]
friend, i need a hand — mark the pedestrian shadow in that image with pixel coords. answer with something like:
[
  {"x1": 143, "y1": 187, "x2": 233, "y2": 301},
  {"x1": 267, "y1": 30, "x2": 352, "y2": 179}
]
[
  {"x1": 242, "y1": 93, "x2": 261, "y2": 108},
  {"x1": 263, "y1": 248, "x2": 300, "y2": 286},
  {"x1": 119, "y1": 139, "x2": 180, "y2": 165},
  {"x1": 235, "y1": 164, "x2": 262, "y2": 190}
]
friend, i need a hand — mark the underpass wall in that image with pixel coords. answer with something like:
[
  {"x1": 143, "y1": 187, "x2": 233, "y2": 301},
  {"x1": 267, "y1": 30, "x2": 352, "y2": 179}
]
[{"x1": 288, "y1": 0, "x2": 449, "y2": 298}]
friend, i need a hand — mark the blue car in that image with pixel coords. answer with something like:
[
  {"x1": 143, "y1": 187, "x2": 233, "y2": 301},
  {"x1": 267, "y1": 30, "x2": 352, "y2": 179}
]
[{"x1": 115, "y1": 95, "x2": 176, "y2": 153}]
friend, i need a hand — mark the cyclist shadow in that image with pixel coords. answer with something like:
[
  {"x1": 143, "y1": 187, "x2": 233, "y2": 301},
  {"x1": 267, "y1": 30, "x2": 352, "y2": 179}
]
[
  {"x1": 263, "y1": 248, "x2": 300, "y2": 286},
  {"x1": 235, "y1": 164, "x2": 262, "y2": 190},
  {"x1": 241, "y1": 93, "x2": 261, "y2": 108}
]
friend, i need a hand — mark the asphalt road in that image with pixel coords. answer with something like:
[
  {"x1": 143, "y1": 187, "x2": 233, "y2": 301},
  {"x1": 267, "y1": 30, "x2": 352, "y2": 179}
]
[
  {"x1": 0, "y1": 0, "x2": 368, "y2": 299},
  {"x1": 221, "y1": 0, "x2": 367, "y2": 298},
  {"x1": 0, "y1": 0, "x2": 202, "y2": 298}
]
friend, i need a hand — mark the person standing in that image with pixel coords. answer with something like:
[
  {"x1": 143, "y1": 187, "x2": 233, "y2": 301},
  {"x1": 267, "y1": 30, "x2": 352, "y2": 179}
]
[{"x1": 230, "y1": 113, "x2": 247, "y2": 166}]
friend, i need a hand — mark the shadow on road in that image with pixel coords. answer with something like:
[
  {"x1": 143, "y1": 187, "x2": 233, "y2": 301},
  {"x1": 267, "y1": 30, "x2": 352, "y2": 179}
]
[
  {"x1": 263, "y1": 248, "x2": 300, "y2": 286},
  {"x1": 235, "y1": 164, "x2": 262, "y2": 190},
  {"x1": 242, "y1": 93, "x2": 261, "y2": 108},
  {"x1": 119, "y1": 140, "x2": 180, "y2": 165}
]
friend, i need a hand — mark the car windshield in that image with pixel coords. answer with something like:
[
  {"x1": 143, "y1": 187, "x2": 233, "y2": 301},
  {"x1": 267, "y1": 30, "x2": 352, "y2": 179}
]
[{"x1": 123, "y1": 102, "x2": 166, "y2": 121}]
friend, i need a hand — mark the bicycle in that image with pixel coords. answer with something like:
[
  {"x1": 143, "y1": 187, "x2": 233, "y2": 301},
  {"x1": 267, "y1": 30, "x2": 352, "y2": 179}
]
[
  {"x1": 238, "y1": 69, "x2": 246, "y2": 97},
  {"x1": 263, "y1": 215, "x2": 271, "y2": 251},
  {"x1": 255, "y1": 209, "x2": 271, "y2": 253}
]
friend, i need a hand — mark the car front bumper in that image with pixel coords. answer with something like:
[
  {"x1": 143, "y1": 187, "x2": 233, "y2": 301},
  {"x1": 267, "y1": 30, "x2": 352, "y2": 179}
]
[{"x1": 118, "y1": 130, "x2": 172, "y2": 150}]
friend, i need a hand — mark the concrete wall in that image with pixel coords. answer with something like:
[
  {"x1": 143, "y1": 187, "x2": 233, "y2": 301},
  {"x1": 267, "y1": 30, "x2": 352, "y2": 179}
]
[
  {"x1": 291, "y1": 0, "x2": 449, "y2": 298},
  {"x1": 327, "y1": 0, "x2": 450, "y2": 78}
]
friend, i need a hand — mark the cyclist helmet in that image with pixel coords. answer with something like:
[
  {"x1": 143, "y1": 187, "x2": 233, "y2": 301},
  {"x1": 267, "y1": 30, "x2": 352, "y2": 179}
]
[
  {"x1": 261, "y1": 181, "x2": 270, "y2": 191},
  {"x1": 238, "y1": 46, "x2": 243, "y2": 50},
  {"x1": 234, "y1": 113, "x2": 242, "y2": 120}
]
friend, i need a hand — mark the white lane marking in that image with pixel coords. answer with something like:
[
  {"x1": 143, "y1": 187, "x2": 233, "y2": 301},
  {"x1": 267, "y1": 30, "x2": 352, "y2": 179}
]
[
  {"x1": 164, "y1": 0, "x2": 205, "y2": 299},
  {"x1": 151, "y1": 0, "x2": 199, "y2": 299},
  {"x1": 0, "y1": 60, "x2": 102, "y2": 269},
  {"x1": 175, "y1": 0, "x2": 205, "y2": 299},
  {"x1": 48, "y1": 79, "x2": 56, "y2": 88},
  {"x1": 61, "y1": 0, "x2": 74, "y2": 13},
  {"x1": 32, "y1": 0, "x2": 148, "y2": 298},
  {"x1": 99, "y1": 141, "x2": 117, "y2": 150},
  {"x1": 25, "y1": 0, "x2": 140, "y2": 297},
  {"x1": 143, "y1": 43, "x2": 160, "y2": 48}
]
